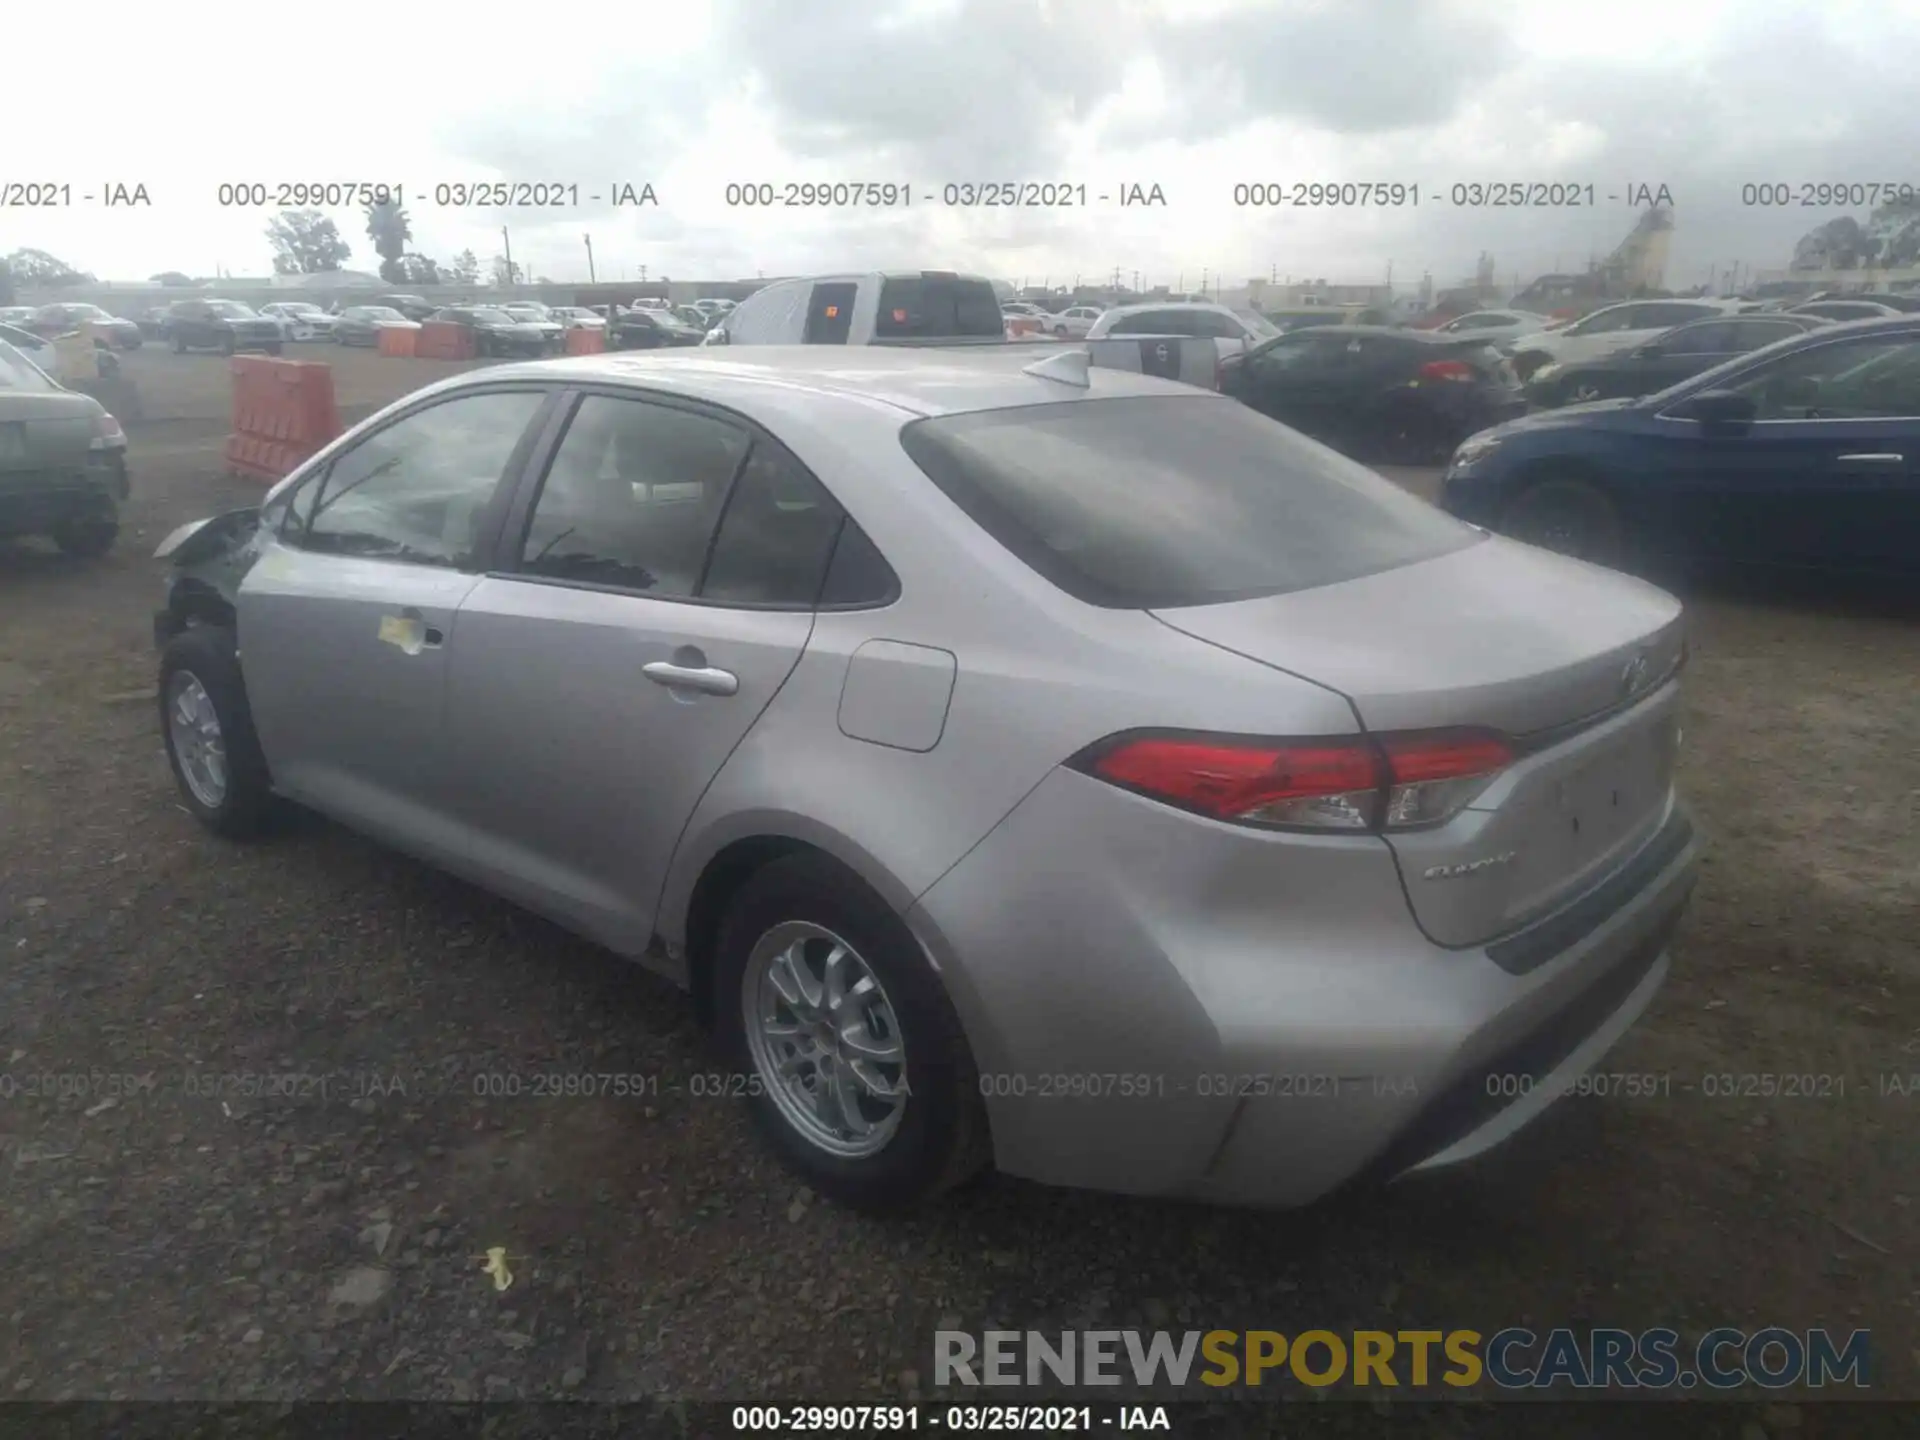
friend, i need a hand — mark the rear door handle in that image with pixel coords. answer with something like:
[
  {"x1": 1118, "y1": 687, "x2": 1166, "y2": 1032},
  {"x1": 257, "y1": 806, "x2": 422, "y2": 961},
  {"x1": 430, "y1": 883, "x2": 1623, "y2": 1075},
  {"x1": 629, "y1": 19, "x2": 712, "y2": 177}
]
[{"x1": 642, "y1": 662, "x2": 739, "y2": 696}]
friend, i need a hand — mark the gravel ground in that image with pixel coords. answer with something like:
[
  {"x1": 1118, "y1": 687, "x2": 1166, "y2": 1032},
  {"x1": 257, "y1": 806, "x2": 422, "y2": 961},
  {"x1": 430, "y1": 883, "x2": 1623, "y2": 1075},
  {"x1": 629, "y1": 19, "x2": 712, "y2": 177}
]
[{"x1": 0, "y1": 348, "x2": 1914, "y2": 1417}]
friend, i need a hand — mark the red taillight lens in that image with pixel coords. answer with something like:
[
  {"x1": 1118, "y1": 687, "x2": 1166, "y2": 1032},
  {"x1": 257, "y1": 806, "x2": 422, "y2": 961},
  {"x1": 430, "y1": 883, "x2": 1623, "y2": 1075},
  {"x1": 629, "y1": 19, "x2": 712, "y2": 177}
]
[
  {"x1": 1377, "y1": 730, "x2": 1513, "y2": 827},
  {"x1": 1077, "y1": 728, "x2": 1512, "y2": 831},
  {"x1": 1419, "y1": 358, "x2": 1476, "y2": 382}
]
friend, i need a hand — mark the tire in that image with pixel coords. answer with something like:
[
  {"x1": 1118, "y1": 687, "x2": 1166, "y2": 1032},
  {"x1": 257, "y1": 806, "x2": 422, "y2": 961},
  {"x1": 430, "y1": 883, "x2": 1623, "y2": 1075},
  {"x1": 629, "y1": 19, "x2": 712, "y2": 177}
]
[
  {"x1": 713, "y1": 853, "x2": 991, "y2": 1213},
  {"x1": 1497, "y1": 474, "x2": 1627, "y2": 569},
  {"x1": 1563, "y1": 380, "x2": 1606, "y2": 406},
  {"x1": 173, "y1": 333, "x2": 187, "y2": 354},
  {"x1": 1053, "y1": 324, "x2": 1068, "y2": 337},
  {"x1": 220, "y1": 334, "x2": 236, "y2": 356},
  {"x1": 158, "y1": 626, "x2": 274, "y2": 838},
  {"x1": 1380, "y1": 405, "x2": 1455, "y2": 465},
  {"x1": 1511, "y1": 350, "x2": 1553, "y2": 383},
  {"x1": 51, "y1": 508, "x2": 119, "y2": 557},
  {"x1": 265, "y1": 343, "x2": 283, "y2": 356}
]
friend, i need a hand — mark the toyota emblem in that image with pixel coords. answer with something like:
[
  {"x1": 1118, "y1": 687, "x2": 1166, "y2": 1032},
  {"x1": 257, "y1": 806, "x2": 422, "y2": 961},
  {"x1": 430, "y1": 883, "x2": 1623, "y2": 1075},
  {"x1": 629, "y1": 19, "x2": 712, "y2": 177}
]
[
  {"x1": 1154, "y1": 342, "x2": 1169, "y2": 362},
  {"x1": 1619, "y1": 652, "x2": 1650, "y2": 698}
]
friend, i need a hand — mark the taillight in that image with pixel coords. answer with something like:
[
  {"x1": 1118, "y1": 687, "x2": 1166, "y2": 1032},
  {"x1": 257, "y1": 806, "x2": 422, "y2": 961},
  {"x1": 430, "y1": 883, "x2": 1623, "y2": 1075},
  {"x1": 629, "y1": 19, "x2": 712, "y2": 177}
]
[
  {"x1": 90, "y1": 413, "x2": 125, "y2": 449},
  {"x1": 1073, "y1": 729, "x2": 1512, "y2": 831},
  {"x1": 1418, "y1": 358, "x2": 1476, "y2": 383}
]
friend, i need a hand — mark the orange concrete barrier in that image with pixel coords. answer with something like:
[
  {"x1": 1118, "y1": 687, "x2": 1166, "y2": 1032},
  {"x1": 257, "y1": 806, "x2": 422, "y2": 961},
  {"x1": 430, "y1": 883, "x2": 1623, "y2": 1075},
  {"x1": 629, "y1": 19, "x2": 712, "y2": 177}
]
[
  {"x1": 565, "y1": 327, "x2": 606, "y2": 355},
  {"x1": 415, "y1": 320, "x2": 477, "y2": 361},
  {"x1": 224, "y1": 355, "x2": 342, "y2": 482},
  {"x1": 378, "y1": 324, "x2": 418, "y2": 358}
]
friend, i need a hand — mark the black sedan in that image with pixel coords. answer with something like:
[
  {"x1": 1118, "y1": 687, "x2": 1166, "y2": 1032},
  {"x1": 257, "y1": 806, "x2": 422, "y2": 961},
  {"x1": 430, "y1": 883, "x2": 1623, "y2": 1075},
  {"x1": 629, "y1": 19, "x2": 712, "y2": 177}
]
[
  {"x1": 428, "y1": 307, "x2": 559, "y2": 357},
  {"x1": 1525, "y1": 313, "x2": 1830, "y2": 407},
  {"x1": 167, "y1": 299, "x2": 284, "y2": 355},
  {"x1": 608, "y1": 307, "x2": 706, "y2": 350},
  {"x1": 1438, "y1": 315, "x2": 1920, "y2": 579},
  {"x1": 1219, "y1": 326, "x2": 1527, "y2": 463}
]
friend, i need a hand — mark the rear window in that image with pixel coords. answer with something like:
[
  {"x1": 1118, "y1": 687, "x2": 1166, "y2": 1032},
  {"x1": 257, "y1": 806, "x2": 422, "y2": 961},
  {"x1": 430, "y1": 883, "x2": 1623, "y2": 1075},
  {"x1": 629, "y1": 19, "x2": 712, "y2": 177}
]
[
  {"x1": 873, "y1": 277, "x2": 1005, "y2": 340},
  {"x1": 0, "y1": 340, "x2": 57, "y2": 391},
  {"x1": 899, "y1": 395, "x2": 1481, "y2": 608}
]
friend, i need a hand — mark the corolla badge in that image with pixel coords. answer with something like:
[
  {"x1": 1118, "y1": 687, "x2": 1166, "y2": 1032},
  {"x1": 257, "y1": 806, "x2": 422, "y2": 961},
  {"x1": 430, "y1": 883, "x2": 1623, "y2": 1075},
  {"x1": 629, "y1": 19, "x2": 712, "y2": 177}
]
[
  {"x1": 1619, "y1": 651, "x2": 1651, "y2": 698},
  {"x1": 1423, "y1": 851, "x2": 1517, "y2": 881}
]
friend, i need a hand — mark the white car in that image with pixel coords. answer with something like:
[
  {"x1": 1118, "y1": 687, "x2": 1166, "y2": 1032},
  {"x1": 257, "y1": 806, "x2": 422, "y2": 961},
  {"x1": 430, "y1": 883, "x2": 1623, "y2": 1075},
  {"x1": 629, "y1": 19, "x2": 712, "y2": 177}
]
[
  {"x1": 1431, "y1": 309, "x2": 1550, "y2": 337},
  {"x1": 1045, "y1": 306, "x2": 1105, "y2": 339},
  {"x1": 1084, "y1": 301, "x2": 1279, "y2": 362},
  {"x1": 549, "y1": 306, "x2": 608, "y2": 330},
  {"x1": 258, "y1": 302, "x2": 338, "y2": 342},
  {"x1": 1504, "y1": 299, "x2": 1740, "y2": 382}
]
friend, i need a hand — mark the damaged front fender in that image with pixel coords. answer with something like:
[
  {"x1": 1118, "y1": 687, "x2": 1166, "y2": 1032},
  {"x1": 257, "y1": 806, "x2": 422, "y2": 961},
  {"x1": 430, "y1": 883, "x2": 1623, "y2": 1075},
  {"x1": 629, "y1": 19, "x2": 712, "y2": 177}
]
[{"x1": 152, "y1": 507, "x2": 264, "y2": 648}]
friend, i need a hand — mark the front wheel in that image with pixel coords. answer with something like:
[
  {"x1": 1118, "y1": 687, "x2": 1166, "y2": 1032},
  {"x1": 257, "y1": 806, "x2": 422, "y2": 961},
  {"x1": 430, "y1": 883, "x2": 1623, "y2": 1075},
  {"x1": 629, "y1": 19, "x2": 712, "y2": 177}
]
[
  {"x1": 173, "y1": 333, "x2": 187, "y2": 354},
  {"x1": 158, "y1": 626, "x2": 275, "y2": 838},
  {"x1": 713, "y1": 854, "x2": 991, "y2": 1213},
  {"x1": 1511, "y1": 350, "x2": 1553, "y2": 384},
  {"x1": 1498, "y1": 474, "x2": 1627, "y2": 569},
  {"x1": 265, "y1": 343, "x2": 283, "y2": 355}
]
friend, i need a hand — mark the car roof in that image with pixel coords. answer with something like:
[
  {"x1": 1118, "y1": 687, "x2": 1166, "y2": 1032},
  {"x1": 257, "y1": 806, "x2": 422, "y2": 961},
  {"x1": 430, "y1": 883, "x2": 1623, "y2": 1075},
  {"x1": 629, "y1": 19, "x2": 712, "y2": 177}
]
[
  {"x1": 1267, "y1": 324, "x2": 1459, "y2": 342},
  {"x1": 465, "y1": 345, "x2": 1213, "y2": 419},
  {"x1": 1102, "y1": 300, "x2": 1230, "y2": 316}
]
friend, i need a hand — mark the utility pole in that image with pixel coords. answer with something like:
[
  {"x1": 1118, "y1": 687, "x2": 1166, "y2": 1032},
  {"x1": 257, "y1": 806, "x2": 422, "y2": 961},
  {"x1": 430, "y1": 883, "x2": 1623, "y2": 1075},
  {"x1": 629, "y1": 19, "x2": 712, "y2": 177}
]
[
  {"x1": 501, "y1": 227, "x2": 514, "y2": 287},
  {"x1": 584, "y1": 234, "x2": 596, "y2": 284}
]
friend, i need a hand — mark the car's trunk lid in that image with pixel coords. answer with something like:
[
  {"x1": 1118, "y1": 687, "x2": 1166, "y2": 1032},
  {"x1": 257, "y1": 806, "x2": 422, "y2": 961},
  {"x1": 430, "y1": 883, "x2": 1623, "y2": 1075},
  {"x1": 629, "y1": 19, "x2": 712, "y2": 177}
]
[{"x1": 1151, "y1": 537, "x2": 1687, "y2": 945}]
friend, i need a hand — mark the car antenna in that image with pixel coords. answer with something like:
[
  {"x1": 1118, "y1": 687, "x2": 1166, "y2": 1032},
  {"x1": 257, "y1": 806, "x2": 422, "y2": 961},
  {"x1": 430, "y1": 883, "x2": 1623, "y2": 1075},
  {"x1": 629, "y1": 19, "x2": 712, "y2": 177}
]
[{"x1": 1020, "y1": 347, "x2": 1091, "y2": 388}]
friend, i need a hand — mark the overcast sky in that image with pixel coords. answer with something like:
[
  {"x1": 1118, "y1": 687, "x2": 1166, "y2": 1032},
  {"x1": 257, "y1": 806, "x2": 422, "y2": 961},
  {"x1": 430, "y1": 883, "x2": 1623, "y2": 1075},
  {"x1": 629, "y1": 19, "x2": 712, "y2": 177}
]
[{"x1": 6, "y1": 0, "x2": 1916, "y2": 292}]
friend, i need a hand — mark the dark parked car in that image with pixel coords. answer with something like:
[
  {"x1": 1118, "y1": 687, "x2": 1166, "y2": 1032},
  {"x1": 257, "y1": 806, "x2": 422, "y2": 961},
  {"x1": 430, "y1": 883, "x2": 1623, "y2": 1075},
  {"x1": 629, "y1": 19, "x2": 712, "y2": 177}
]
[
  {"x1": 332, "y1": 306, "x2": 420, "y2": 347},
  {"x1": 608, "y1": 307, "x2": 706, "y2": 350},
  {"x1": 168, "y1": 299, "x2": 284, "y2": 355},
  {"x1": 0, "y1": 336, "x2": 129, "y2": 556},
  {"x1": 1848, "y1": 292, "x2": 1920, "y2": 314},
  {"x1": 1220, "y1": 326, "x2": 1527, "y2": 463},
  {"x1": 372, "y1": 294, "x2": 438, "y2": 322},
  {"x1": 28, "y1": 303, "x2": 143, "y2": 350},
  {"x1": 1438, "y1": 316, "x2": 1920, "y2": 579},
  {"x1": 428, "y1": 307, "x2": 558, "y2": 357},
  {"x1": 133, "y1": 305, "x2": 176, "y2": 339},
  {"x1": 1526, "y1": 313, "x2": 1830, "y2": 407}
]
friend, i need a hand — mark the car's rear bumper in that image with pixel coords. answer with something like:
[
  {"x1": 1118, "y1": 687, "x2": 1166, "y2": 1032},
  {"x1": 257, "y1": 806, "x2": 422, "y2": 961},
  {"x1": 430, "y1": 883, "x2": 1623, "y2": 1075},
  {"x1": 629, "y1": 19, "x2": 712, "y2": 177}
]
[
  {"x1": 0, "y1": 462, "x2": 125, "y2": 535},
  {"x1": 909, "y1": 767, "x2": 1700, "y2": 1207}
]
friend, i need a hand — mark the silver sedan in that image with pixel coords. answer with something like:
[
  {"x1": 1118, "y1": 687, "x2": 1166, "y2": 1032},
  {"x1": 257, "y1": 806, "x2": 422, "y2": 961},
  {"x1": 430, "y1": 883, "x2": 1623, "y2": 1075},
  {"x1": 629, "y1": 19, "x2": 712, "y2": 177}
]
[{"x1": 152, "y1": 347, "x2": 1699, "y2": 1211}]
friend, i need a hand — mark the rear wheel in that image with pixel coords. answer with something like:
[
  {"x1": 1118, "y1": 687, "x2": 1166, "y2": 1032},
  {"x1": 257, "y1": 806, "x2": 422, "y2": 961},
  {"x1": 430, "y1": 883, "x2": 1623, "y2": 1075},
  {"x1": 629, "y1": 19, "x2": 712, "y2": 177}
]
[
  {"x1": 220, "y1": 334, "x2": 236, "y2": 356},
  {"x1": 1498, "y1": 474, "x2": 1627, "y2": 568},
  {"x1": 265, "y1": 343, "x2": 283, "y2": 356},
  {"x1": 1511, "y1": 350, "x2": 1553, "y2": 383},
  {"x1": 158, "y1": 626, "x2": 274, "y2": 838},
  {"x1": 51, "y1": 508, "x2": 118, "y2": 557},
  {"x1": 713, "y1": 853, "x2": 991, "y2": 1212},
  {"x1": 173, "y1": 333, "x2": 187, "y2": 354}
]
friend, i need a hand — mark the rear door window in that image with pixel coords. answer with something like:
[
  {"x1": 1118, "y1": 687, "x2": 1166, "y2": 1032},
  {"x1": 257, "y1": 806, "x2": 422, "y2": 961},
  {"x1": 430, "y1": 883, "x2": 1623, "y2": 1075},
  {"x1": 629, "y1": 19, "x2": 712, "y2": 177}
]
[
  {"x1": 872, "y1": 277, "x2": 1005, "y2": 339},
  {"x1": 802, "y1": 283, "x2": 857, "y2": 344},
  {"x1": 899, "y1": 395, "x2": 1480, "y2": 608}
]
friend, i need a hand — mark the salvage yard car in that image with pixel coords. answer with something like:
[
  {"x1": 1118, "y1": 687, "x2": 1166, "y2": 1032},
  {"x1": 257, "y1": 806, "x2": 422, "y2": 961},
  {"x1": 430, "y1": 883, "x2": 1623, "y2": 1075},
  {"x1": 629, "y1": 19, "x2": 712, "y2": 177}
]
[
  {"x1": 1525, "y1": 312, "x2": 1828, "y2": 407},
  {"x1": 29, "y1": 302, "x2": 144, "y2": 350},
  {"x1": 0, "y1": 336, "x2": 129, "y2": 556},
  {"x1": 608, "y1": 306, "x2": 706, "y2": 350},
  {"x1": 259, "y1": 301, "x2": 339, "y2": 341},
  {"x1": 1440, "y1": 314, "x2": 1920, "y2": 578},
  {"x1": 332, "y1": 306, "x2": 420, "y2": 347},
  {"x1": 168, "y1": 299, "x2": 285, "y2": 355},
  {"x1": 151, "y1": 346, "x2": 1700, "y2": 1213},
  {"x1": 428, "y1": 306, "x2": 561, "y2": 357}
]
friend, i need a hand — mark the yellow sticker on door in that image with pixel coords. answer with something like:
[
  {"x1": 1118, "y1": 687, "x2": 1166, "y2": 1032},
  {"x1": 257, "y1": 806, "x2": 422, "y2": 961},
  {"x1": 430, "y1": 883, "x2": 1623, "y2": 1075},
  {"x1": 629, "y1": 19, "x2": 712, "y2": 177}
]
[{"x1": 378, "y1": 615, "x2": 423, "y2": 651}]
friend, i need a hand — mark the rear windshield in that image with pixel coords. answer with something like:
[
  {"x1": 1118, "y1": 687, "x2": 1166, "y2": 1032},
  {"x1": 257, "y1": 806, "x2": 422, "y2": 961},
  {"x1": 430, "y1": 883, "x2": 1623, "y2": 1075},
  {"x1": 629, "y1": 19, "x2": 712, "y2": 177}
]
[
  {"x1": 0, "y1": 340, "x2": 57, "y2": 391},
  {"x1": 899, "y1": 395, "x2": 1480, "y2": 608},
  {"x1": 873, "y1": 277, "x2": 1006, "y2": 340}
]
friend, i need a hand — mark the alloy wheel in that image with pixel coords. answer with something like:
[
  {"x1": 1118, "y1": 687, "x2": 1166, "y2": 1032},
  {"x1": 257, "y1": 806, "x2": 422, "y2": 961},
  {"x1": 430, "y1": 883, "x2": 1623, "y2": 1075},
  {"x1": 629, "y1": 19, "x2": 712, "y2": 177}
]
[
  {"x1": 167, "y1": 671, "x2": 228, "y2": 808},
  {"x1": 741, "y1": 921, "x2": 909, "y2": 1158}
]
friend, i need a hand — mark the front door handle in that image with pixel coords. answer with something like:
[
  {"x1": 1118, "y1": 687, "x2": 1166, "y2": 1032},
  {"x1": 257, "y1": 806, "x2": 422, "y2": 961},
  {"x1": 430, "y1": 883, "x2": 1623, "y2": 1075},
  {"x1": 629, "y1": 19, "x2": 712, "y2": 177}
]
[
  {"x1": 1833, "y1": 452, "x2": 1905, "y2": 465},
  {"x1": 642, "y1": 661, "x2": 739, "y2": 696}
]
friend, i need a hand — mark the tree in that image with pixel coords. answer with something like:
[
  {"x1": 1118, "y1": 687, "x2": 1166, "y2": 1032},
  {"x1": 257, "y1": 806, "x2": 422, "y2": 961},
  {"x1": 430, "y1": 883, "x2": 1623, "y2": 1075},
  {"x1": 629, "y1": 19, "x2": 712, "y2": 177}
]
[
  {"x1": 149, "y1": 271, "x2": 196, "y2": 287},
  {"x1": 363, "y1": 199, "x2": 414, "y2": 284},
  {"x1": 6, "y1": 248, "x2": 94, "y2": 287},
  {"x1": 489, "y1": 254, "x2": 523, "y2": 287},
  {"x1": 265, "y1": 210, "x2": 351, "y2": 275},
  {"x1": 394, "y1": 253, "x2": 441, "y2": 285},
  {"x1": 448, "y1": 249, "x2": 481, "y2": 286}
]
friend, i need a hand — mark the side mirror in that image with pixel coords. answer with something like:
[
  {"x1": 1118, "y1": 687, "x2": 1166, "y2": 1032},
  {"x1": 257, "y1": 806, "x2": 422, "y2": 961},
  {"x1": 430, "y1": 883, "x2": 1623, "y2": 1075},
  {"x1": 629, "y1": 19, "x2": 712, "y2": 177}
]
[{"x1": 1672, "y1": 389, "x2": 1756, "y2": 428}]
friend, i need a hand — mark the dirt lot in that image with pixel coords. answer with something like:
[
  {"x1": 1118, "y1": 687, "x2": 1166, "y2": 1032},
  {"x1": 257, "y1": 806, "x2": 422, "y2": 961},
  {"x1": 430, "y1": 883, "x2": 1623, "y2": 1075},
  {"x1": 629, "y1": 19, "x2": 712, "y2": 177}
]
[{"x1": 0, "y1": 346, "x2": 1914, "y2": 1422}]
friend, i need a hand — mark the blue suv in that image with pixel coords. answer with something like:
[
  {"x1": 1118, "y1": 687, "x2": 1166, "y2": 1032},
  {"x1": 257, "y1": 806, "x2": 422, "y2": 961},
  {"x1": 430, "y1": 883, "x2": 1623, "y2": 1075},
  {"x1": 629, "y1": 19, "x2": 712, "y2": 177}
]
[{"x1": 1437, "y1": 315, "x2": 1920, "y2": 580}]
